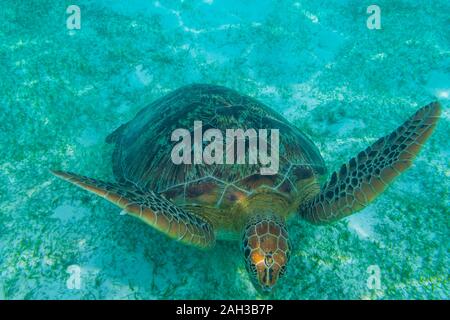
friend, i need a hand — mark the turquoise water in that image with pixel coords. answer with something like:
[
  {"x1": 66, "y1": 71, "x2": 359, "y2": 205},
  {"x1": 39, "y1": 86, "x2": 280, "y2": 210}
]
[{"x1": 1, "y1": 0, "x2": 449, "y2": 299}]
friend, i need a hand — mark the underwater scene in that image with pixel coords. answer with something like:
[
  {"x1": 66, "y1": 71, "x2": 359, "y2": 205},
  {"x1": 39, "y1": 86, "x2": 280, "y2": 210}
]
[{"x1": 1, "y1": 0, "x2": 449, "y2": 300}]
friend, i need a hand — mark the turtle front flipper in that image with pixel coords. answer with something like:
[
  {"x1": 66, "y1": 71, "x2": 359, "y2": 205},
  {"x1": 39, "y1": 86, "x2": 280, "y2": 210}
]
[
  {"x1": 299, "y1": 101, "x2": 441, "y2": 224},
  {"x1": 51, "y1": 170, "x2": 215, "y2": 248}
]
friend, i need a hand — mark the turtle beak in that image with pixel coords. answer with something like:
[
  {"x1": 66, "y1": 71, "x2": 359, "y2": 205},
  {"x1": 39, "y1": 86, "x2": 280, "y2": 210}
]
[{"x1": 254, "y1": 257, "x2": 285, "y2": 292}]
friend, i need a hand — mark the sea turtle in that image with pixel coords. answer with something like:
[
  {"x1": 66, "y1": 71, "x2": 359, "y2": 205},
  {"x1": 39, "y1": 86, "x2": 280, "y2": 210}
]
[{"x1": 52, "y1": 84, "x2": 441, "y2": 293}]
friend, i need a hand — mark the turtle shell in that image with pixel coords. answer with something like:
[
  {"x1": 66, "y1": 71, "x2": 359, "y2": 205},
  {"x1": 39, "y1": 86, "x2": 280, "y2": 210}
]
[{"x1": 106, "y1": 84, "x2": 326, "y2": 210}]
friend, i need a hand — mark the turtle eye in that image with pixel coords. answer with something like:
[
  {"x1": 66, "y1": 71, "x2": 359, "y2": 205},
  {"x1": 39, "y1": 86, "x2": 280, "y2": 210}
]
[
  {"x1": 251, "y1": 263, "x2": 257, "y2": 276},
  {"x1": 243, "y1": 253, "x2": 257, "y2": 276},
  {"x1": 279, "y1": 265, "x2": 286, "y2": 276},
  {"x1": 242, "y1": 238, "x2": 248, "y2": 249},
  {"x1": 244, "y1": 247, "x2": 251, "y2": 259}
]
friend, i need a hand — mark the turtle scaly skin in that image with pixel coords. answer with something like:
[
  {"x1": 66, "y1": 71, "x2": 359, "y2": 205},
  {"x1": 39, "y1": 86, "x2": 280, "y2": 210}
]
[{"x1": 52, "y1": 84, "x2": 441, "y2": 293}]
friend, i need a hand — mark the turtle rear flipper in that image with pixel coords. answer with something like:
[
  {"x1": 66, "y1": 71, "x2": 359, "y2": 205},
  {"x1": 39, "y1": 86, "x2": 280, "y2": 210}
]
[
  {"x1": 51, "y1": 170, "x2": 215, "y2": 248},
  {"x1": 300, "y1": 101, "x2": 441, "y2": 224}
]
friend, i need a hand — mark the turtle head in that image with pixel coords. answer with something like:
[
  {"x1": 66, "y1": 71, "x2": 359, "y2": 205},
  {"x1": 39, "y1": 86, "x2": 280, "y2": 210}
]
[{"x1": 241, "y1": 214, "x2": 291, "y2": 293}]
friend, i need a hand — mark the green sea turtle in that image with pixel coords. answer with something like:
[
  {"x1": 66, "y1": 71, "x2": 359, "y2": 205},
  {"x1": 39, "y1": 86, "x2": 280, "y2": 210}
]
[{"x1": 52, "y1": 84, "x2": 441, "y2": 293}]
